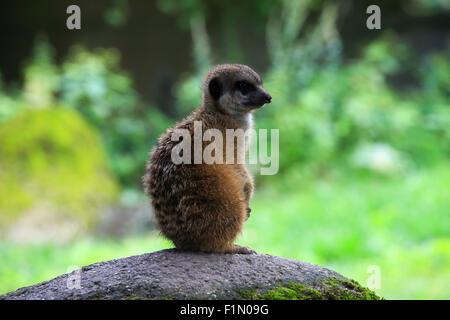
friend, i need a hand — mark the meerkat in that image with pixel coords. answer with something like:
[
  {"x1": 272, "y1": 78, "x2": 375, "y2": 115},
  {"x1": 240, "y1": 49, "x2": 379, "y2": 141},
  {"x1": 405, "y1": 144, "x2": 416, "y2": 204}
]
[{"x1": 143, "y1": 64, "x2": 272, "y2": 254}]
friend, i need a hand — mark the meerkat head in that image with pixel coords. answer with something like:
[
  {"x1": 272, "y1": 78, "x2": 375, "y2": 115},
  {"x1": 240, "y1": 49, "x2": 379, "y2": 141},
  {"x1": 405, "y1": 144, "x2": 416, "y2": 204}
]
[{"x1": 202, "y1": 64, "x2": 272, "y2": 116}]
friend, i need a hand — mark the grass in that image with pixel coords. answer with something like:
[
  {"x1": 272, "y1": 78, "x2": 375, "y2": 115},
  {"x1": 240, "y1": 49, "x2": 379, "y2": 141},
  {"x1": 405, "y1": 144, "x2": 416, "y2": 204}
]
[{"x1": 0, "y1": 164, "x2": 449, "y2": 299}]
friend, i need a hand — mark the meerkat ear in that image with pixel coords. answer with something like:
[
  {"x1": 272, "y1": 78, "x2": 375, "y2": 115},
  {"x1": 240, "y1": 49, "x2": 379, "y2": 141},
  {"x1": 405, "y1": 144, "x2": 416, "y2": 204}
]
[{"x1": 208, "y1": 77, "x2": 222, "y2": 101}]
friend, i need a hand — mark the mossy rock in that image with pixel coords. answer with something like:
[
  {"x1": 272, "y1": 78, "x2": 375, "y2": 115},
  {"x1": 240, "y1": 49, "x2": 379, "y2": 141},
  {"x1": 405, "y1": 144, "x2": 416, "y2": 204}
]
[
  {"x1": 0, "y1": 250, "x2": 383, "y2": 300},
  {"x1": 239, "y1": 279, "x2": 381, "y2": 300},
  {"x1": 0, "y1": 107, "x2": 119, "y2": 242}
]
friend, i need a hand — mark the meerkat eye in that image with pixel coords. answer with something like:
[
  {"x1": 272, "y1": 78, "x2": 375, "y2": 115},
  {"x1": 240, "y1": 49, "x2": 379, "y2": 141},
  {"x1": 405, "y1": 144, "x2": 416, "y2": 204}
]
[{"x1": 236, "y1": 81, "x2": 254, "y2": 94}]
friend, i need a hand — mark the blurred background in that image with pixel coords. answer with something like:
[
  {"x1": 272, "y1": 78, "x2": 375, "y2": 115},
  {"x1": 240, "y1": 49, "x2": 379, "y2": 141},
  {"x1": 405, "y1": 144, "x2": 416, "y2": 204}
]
[{"x1": 0, "y1": 0, "x2": 449, "y2": 299}]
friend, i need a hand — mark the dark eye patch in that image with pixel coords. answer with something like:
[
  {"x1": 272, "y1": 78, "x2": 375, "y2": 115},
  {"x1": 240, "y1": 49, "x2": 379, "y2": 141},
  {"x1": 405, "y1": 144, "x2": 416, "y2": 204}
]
[
  {"x1": 236, "y1": 80, "x2": 255, "y2": 95},
  {"x1": 209, "y1": 77, "x2": 222, "y2": 100}
]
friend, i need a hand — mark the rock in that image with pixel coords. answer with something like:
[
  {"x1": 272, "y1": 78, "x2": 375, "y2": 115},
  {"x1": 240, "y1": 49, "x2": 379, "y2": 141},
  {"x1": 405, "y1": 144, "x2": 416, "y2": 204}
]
[{"x1": 0, "y1": 249, "x2": 381, "y2": 300}]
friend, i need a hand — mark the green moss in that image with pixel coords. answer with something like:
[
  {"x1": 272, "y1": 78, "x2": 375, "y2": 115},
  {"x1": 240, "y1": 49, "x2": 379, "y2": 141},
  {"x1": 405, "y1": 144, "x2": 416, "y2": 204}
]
[
  {"x1": 260, "y1": 283, "x2": 323, "y2": 300},
  {"x1": 0, "y1": 107, "x2": 119, "y2": 235},
  {"x1": 321, "y1": 278, "x2": 383, "y2": 300},
  {"x1": 237, "y1": 278, "x2": 383, "y2": 300},
  {"x1": 238, "y1": 288, "x2": 261, "y2": 300},
  {"x1": 238, "y1": 282, "x2": 324, "y2": 300}
]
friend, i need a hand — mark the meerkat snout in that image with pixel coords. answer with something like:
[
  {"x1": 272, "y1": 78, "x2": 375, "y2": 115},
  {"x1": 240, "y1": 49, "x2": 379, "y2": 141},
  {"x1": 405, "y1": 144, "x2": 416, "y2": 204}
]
[{"x1": 235, "y1": 79, "x2": 272, "y2": 108}]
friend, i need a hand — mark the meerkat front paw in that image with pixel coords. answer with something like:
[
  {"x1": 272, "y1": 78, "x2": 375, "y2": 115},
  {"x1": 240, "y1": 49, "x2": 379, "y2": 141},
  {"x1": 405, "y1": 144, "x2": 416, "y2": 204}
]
[{"x1": 246, "y1": 207, "x2": 251, "y2": 221}]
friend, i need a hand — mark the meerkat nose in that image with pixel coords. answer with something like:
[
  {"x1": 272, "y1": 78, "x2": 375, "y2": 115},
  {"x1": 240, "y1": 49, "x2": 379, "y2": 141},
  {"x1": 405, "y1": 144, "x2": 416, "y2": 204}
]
[{"x1": 264, "y1": 94, "x2": 272, "y2": 104}]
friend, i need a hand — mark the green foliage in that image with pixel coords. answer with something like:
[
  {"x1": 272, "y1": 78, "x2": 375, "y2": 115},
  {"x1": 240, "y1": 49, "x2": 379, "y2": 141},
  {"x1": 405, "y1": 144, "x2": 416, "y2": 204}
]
[
  {"x1": 23, "y1": 36, "x2": 60, "y2": 108},
  {"x1": 171, "y1": 3, "x2": 449, "y2": 179},
  {"x1": 59, "y1": 46, "x2": 138, "y2": 127},
  {"x1": 0, "y1": 36, "x2": 57, "y2": 122},
  {"x1": 104, "y1": 0, "x2": 130, "y2": 27},
  {"x1": 0, "y1": 38, "x2": 173, "y2": 242},
  {"x1": 60, "y1": 47, "x2": 169, "y2": 187},
  {"x1": 170, "y1": 3, "x2": 449, "y2": 177},
  {"x1": 0, "y1": 39, "x2": 172, "y2": 188},
  {"x1": 59, "y1": 46, "x2": 172, "y2": 187},
  {"x1": 0, "y1": 79, "x2": 23, "y2": 122},
  {"x1": 171, "y1": 36, "x2": 449, "y2": 182},
  {"x1": 173, "y1": 73, "x2": 203, "y2": 116},
  {"x1": 0, "y1": 107, "x2": 119, "y2": 230},
  {"x1": 256, "y1": 37, "x2": 450, "y2": 177}
]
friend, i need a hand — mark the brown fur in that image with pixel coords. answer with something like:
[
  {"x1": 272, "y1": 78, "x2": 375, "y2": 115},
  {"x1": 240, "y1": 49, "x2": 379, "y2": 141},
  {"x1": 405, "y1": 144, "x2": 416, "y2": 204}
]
[{"x1": 143, "y1": 64, "x2": 271, "y2": 254}]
